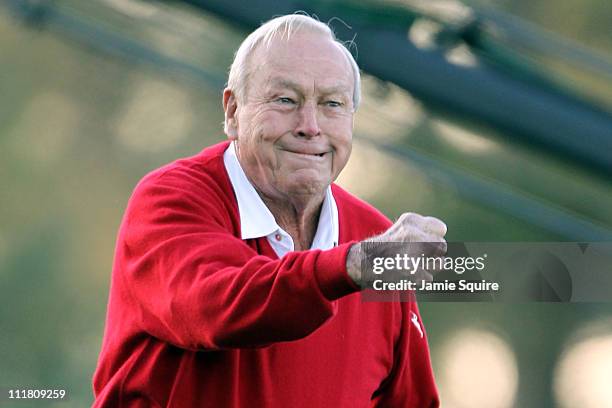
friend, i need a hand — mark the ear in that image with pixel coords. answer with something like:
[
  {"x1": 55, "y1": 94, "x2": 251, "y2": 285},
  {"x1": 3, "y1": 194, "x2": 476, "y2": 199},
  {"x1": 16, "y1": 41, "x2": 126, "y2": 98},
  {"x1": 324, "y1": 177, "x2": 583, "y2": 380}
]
[{"x1": 223, "y1": 88, "x2": 239, "y2": 141}]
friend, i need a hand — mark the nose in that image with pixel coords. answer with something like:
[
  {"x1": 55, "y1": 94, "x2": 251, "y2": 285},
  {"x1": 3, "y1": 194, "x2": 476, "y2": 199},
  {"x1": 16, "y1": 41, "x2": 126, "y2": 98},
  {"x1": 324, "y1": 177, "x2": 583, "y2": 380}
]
[{"x1": 294, "y1": 103, "x2": 321, "y2": 138}]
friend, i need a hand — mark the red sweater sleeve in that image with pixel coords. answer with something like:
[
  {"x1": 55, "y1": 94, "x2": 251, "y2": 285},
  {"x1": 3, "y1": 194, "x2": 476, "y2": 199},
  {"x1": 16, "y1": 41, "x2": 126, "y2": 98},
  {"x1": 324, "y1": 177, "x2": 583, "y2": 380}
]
[{"x1": 115, "y1": 167, "x2": 359, "y2": 351}]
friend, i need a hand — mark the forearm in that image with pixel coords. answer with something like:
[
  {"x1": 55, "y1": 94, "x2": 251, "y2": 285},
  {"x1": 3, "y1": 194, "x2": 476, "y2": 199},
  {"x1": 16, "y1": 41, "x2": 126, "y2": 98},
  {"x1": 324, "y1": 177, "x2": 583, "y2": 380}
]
[
  {"x1": 121, "y1": 234, "x2": 358, "y2": 350},
  {"x1": 118, "y1": 170, "x2": 362, "y2": 350}
]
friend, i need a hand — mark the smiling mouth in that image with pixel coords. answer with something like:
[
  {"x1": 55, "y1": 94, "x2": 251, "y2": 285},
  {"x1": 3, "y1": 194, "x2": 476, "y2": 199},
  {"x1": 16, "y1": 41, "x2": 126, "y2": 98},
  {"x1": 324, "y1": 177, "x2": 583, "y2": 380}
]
[{"x1": 285, "y1": 150, "x2": 327, "y2": 158}]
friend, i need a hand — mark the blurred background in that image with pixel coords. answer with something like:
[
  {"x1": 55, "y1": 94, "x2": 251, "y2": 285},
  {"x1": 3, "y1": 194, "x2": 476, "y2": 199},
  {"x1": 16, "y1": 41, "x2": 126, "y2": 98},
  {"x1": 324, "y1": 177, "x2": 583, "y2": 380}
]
[{"x1": 1, "y1": 0, "x2": 611, "y2": 406}]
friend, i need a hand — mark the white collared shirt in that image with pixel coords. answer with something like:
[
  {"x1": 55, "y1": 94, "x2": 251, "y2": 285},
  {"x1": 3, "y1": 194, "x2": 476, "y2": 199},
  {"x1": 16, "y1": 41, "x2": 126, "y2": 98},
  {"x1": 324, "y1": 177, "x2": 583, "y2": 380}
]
[{"x1": 223, "y1": 142, "x2": 339, "y2": 258}]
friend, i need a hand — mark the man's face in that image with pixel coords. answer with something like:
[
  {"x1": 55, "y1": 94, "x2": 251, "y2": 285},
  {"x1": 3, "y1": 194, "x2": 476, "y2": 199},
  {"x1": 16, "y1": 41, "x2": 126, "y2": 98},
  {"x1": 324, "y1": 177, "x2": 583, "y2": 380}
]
[{"x1": 224, "y1": 31, "x2": 354, "y2": 201}]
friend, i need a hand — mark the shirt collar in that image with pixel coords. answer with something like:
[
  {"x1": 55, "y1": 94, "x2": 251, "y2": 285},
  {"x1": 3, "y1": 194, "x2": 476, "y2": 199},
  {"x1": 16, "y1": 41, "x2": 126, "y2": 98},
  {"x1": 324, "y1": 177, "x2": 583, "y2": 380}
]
[{"x1": 223, "y1": 141, "x2": 339, "y2": 249}]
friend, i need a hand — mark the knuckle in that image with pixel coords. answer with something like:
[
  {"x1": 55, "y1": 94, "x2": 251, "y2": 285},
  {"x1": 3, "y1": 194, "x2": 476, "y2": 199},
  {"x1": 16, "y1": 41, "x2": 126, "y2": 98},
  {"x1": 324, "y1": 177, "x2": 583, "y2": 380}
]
[
  {"x1": 424, "y1": 216, "x2": 447, "y2": 236},
  {"x1": 439, "y1": 240, "x2": 448, "y2": 255},
  {"x1": 397, "y1": 212, "x2": 411, "y2": 222},
  {"x1": 401, "y1": 212, "x2": 422, "y2": 224},
  {"x1": 411, "y1": 231, "x2": 427, "y2": 242},
  {"x1": 410, "y1": 212, "x2": 425, "y2": 223}
]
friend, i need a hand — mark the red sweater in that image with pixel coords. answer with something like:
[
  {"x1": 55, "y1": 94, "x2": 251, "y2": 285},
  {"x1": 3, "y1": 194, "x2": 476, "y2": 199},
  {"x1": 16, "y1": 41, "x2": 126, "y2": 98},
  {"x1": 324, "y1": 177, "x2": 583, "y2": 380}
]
[{"x1": 93, "y1": 141, "x2": 439, "y2": 407}]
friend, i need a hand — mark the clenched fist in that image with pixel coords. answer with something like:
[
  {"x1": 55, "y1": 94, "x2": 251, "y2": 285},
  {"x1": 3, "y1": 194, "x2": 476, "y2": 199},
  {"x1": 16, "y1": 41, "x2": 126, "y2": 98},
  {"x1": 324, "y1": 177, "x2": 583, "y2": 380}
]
[{"x1": 346, "y1": 212, "x2": 447, "y2": 287}]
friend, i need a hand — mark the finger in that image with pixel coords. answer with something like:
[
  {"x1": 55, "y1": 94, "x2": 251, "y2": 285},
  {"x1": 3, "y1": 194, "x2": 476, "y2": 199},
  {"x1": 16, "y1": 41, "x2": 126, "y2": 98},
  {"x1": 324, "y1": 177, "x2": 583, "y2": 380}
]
[
  {"x1": 420, "y1": 237, "x2": 447, "y2": 257},
  {"x1": 433, "y1": 239, "x2": 447, "y2": 257},
  {"x1": 422, "y1": 216, "x2": 447, "y2": 237},
  {"x1": 414, "y1": 268, "x2": 433, "y2": 283},
  {"x1": 396, "y1": 212, "x2": 423, "y2": 229},
  {"x1": 425, "y1": 255, "x2": 446, "y2": 274}
]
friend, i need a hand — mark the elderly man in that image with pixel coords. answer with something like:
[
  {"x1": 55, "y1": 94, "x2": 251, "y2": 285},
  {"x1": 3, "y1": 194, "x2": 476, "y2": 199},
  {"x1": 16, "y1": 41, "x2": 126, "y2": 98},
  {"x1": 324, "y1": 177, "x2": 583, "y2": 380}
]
[{"x1": 93, "y1": 14, "x2": 445, "y2": 408}]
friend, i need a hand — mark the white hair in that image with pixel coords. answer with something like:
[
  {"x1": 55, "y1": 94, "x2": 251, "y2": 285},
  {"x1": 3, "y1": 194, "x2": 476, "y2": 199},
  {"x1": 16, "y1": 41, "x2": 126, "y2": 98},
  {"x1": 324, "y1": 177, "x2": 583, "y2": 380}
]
[{"x1": 226, "y1": 13, "x2": 361, "y2": 110}]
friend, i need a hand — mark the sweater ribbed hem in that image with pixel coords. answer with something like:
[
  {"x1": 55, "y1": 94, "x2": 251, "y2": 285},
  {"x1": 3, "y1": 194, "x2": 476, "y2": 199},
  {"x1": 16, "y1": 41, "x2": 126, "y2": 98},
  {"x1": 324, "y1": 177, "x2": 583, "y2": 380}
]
[{"x1": 313, "y1": 242, "x2": 360, "y2": 301}]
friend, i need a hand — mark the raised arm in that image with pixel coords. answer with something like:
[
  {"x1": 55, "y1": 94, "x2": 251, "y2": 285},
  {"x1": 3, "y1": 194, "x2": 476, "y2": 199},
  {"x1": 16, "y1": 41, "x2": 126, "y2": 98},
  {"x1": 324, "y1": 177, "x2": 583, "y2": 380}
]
[{"x1": 115, "y1": 169, "x2": 358, "y2": 351}]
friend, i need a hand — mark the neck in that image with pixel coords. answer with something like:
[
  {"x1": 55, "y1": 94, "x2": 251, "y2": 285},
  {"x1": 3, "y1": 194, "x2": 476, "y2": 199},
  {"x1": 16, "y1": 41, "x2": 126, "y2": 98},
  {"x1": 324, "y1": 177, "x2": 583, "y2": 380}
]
[{"x1": 258, "y1": 190, "x2": 325, "y2": 251}]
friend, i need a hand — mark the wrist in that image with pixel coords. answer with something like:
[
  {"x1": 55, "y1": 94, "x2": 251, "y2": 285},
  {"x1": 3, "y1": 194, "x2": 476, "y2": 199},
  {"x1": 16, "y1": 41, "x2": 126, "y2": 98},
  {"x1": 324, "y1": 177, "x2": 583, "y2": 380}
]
[{"x1": 346, "y1": 244, "x2": 362, "y2": 287}]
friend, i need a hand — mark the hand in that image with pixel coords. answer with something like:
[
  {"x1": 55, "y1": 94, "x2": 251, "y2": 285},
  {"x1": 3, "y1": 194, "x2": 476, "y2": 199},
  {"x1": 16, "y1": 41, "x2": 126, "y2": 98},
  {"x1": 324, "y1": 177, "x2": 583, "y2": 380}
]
[{"x1": 346, "y1": 213, "x2": 447, "y2": 287}]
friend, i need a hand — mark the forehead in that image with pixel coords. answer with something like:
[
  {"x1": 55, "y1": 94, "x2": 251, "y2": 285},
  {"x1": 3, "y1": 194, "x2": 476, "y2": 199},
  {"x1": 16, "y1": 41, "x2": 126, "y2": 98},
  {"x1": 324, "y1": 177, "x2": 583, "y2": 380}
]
[{"x1": 250, "y1": 31, "x2": 354, "y2": 92}]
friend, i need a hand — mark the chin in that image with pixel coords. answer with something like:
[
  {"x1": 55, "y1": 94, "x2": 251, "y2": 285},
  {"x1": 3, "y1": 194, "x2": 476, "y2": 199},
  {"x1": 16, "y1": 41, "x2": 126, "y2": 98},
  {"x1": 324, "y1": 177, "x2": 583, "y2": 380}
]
[{"x1": 285, "y1": 179, "x2": 329, "y2": 198}]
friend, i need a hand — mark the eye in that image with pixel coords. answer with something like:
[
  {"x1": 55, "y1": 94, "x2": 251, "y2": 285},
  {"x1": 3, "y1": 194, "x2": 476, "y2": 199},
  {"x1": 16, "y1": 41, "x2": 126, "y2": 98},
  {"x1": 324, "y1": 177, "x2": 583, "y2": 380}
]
[
  {"x1": 324, "y1": 100, "x2": 343, "y2": 108},
  {"x1": 275, "y1": 97, "x2": 296, "y2": 105}
]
